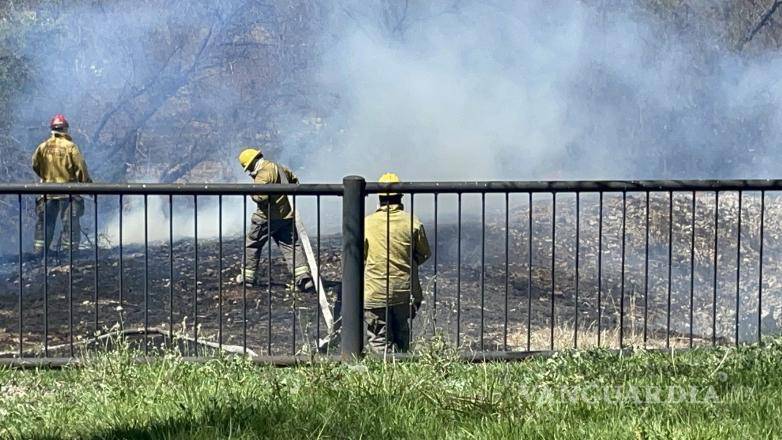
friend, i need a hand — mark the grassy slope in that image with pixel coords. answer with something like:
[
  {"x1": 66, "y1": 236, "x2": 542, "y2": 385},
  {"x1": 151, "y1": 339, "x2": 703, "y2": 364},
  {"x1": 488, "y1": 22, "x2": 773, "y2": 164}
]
[{"x1": 1, "y1": 339, "x2": 781, "y2": 439}]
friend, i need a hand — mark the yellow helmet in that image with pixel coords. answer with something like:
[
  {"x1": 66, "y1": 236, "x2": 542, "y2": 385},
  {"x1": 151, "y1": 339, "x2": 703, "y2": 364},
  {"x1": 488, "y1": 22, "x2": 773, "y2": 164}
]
[
  {"x1": 378, "y1": 172, "x2": 401, "y2": 196},
  {"x1": 238, "y1": 148, "x2": 263, "y2": 172}
]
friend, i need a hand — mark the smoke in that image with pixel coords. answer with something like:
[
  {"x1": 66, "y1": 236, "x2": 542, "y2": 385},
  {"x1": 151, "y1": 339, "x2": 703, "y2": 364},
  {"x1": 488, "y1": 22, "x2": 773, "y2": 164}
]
[
  {"x1": 2, "y1": 1, "x2": 322, "y2": 244},
  {"x1": 6, "y1": 0, "x2": 782, "y2": 246},
  {"x1": 287, "y1": 0, "x2": 782, "y2": 182},
  {"x1": 6, "y1": 0, "x2": 318, "y2": 185},
  {"x1": 99, "y1": 194, "x2": 342, "y2": 246},
  {"x1": 4, "y1": 1, "x2": 782, "y2": 343},
  {"x1": 99, "y1": 196, "x2": 247, "y2": 246},
  {"x1": 8, "y1": 0, "x2": 782, "y2": 185}
]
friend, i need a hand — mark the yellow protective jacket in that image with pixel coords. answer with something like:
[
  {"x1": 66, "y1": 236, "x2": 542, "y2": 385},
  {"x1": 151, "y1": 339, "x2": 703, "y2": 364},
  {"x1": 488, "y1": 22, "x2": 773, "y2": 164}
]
[
  {"x1": 32, "y1": 132, "x2": 92, "y2": 198},
  {"x1": 250, "y1": 159, "x2": 299, "y2": 220},
  {"x1": 363, "y1": 204, "x2": 431, "y2": 309}
]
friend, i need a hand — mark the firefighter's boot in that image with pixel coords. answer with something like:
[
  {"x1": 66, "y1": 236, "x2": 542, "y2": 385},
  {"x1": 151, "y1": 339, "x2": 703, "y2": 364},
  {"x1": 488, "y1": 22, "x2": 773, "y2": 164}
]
[{"x1": 235, "y1": 268, "x2": 258, "y2": 287}]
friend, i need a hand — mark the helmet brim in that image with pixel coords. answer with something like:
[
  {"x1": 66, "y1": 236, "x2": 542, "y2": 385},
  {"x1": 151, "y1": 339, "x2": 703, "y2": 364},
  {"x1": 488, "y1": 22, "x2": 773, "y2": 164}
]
[{"x1": 243, "y1": 150, "x2": 263, "y2": 172}]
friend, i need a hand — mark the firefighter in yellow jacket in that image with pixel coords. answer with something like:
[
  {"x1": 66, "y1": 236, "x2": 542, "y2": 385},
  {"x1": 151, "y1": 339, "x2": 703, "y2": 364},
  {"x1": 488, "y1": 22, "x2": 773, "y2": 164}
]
[
  {"x1": 236, "y1": 147, "x2": 313, "y2": 291},
  {"x1": 364, "y1": 173, "x2": 431, "y2": 353},
  {"x1": 32, "y1": 114, "x2": 92, "y2": 254}
]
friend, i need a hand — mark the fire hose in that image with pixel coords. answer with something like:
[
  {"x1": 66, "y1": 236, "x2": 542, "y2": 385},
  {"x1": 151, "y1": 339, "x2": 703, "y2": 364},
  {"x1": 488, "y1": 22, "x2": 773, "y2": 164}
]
[{"x1": 279, "y1": 173, "x2": 341, "y2": 351}]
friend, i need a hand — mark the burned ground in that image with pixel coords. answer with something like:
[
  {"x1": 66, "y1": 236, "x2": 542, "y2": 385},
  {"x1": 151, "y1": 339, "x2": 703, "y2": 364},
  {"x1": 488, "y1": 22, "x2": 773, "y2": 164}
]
[{"x1": 0, "y1": 192, "x2": 781, "y2": 357}]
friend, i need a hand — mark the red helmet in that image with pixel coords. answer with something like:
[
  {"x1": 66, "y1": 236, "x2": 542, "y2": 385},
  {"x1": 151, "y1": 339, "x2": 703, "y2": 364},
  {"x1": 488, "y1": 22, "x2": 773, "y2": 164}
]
[{"x1": 50, "y1": 114, "x2": 69, "y2": 130}]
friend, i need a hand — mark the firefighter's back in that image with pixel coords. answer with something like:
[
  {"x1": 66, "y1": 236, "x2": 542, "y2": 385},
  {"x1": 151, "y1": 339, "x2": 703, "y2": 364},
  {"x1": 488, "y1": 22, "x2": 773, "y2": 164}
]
[
  {"x1": 252, "y1": 159, "x2": 296, "y2": 219},
  {"x1": 33, "y1": 134, "x2": 84, "y2": 184},
  {"x1": 364, "y1": 205, "x2": 420, "y2": 308}
]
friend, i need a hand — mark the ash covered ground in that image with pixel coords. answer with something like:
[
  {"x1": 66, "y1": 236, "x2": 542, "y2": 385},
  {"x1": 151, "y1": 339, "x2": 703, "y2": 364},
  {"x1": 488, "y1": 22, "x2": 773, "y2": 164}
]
[{"x1": 1, "y1": 192, "x2": 781, "y2": 357}]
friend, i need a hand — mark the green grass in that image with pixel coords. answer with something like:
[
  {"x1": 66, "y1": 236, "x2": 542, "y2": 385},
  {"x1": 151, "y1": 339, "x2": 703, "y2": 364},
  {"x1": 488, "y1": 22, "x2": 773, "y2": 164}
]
[{"x1": 1, "y1": 337, "x2": 781, "y2": 439}]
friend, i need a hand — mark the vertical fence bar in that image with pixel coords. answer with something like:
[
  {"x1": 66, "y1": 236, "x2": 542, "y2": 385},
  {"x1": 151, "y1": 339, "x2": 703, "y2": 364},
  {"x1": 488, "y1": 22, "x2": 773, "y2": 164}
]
[
  {"x1": 575, "y1": 193, "x2": 580, "y2": 349},
  {"x1": 18, "y1": 194, "x2": 23, "y2": 357},
  {"x1": 433, "y1": 193, "x2": 438, "y2": 320},
  {"x1": 218, "y1": 195, "x2": 223, "y2": 350},
  {"x1": 94, "y1": 194, "x2": 99, "y2": 335},
  {"x1": 193, "y1": 195, "x2": 198, "y2": 348},
  {"x1": 168, "y1": 195, "x2": 174, "y2": 341},
  {"x1": 341, "y1": 176, "x2": 365, "y2": 361},
  {"x1": 597, "y1": 192, "x2": 603, "y2": 348},
  {"x1": 68, "y1": 194, "x2": 73, "y2": 357},
  {"x1": 550, "y1": 193, "x2": 556, "y2": 351},
  {"x1": 292, "y1": 194, "x2": 297, "y2": 354},
  {"x1": 43, "y1": 195, "x2": 48, "y2": 357},
  {"x1": 242, "y1": 195, "x2": 247, "y2": 353},
  {"x1": 712, "y1": 192, "x2": 719, "y2": 346},
  {"x1": 119, "y1": 194, "x2": 123, "y2": 312},
  {"x1": 689, "y1": 192, "x2": 696, "y2": 348},
  {"x1": 504, "y1": 192, "x2": 509, "y2": 351},
  {"x1": 480, "y1": 193, "x2": 486, "y2": 351},
  {"x1": 620, "y1": 191, "x2": 626, "y2": 349},
  {"x1": 316, "y1": 195, "x2": 321, "y2": 345},
  {"x1": 527, "y1": 192, "x2": 532, "y2": 351},
  {"x1": 409, "y1": 193, "x2": 415, "y2": 344},
  {"x1": 385, "y1": 196, "x2": 390, "y2": 354},
  {"x1": 666, "y1": 191, "x2": 673, "y2": 349},
  {"x1": 758, "y1": 191, "x2": 765, "y2": 345},
  {"x1": 457, "y1": 193, "x2": 462, "y2": 348},
  {"x1": 144, "y1": 194, "x2": 149, "y2": 354},
  {"x1": 644, "y1": 192, "x2": 650, "y2": 348},
  {"x1": 267, "y1": 197, "x2": 272, "y2": 356},
  {"x1": 735, "y1": 191, "x2": 742, "y2": 346}
]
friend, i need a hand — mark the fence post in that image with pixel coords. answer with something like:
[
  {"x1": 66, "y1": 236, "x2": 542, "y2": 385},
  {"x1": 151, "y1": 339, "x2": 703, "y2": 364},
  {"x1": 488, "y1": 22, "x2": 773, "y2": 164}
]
[{"x1": 341, "y1": 175, "x2": 365, "y2": 361}]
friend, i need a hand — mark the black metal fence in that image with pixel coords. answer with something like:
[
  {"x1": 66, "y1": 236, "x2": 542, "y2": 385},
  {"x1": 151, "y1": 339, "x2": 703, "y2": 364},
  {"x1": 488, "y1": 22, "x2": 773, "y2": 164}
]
[{"x1": 0, "y1": 178, "x2": 780, "y2": 364}]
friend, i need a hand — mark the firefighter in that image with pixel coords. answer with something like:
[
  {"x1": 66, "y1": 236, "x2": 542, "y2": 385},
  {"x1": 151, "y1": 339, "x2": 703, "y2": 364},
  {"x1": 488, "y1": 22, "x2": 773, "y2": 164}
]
[
  {"x1": 32, "y1": 114, "x2": 92, "y2": 255},
  {"x1": 364, "y1": 173, "x2": 431, "y2": 353},
  {"x1": 236, "y1": 147, "x2": 314, "y2": 292}
]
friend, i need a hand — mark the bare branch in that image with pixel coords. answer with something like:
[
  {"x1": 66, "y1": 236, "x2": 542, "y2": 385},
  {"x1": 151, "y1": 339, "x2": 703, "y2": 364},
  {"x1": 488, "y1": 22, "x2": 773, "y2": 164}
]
[{"x1": 740, "y1": 0, "x2": 782, "y2": 49}]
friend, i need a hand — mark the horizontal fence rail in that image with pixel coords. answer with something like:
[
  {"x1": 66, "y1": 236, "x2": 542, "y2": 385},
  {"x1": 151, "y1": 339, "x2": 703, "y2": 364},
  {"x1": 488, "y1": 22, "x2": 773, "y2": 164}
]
[
  {"x1": 0, "y1": 178, "x2": 779, "y2": 365},
  {"x1": 0, "y1": 182, "x2": 344, "y2": 196},
  {"x1": 365, "y1": 179, "x2": 782, "y2": 193}
]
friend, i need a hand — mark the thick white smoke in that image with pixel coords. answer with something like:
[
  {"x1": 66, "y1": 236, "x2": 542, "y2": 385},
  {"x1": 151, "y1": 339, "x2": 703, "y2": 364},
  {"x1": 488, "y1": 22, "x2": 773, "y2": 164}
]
[
  {"x1": 287, "y1": 1, "x2": 782, "y2": 182},
  {"x1": 8, "y1": 0, "x2": 782, "y2": 246}
]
